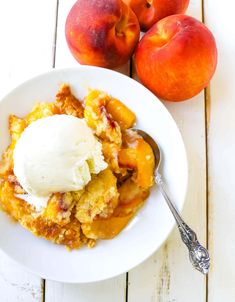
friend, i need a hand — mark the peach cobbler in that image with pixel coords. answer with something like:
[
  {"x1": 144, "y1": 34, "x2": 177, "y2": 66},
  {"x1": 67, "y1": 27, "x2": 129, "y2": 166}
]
[{"x1": 0, "y1": 84, "x2": 155, "y2": 249}]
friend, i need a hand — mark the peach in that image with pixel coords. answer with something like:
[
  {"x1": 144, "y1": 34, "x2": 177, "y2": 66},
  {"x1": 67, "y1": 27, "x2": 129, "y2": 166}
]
[
  {"x1": 81, "y1": 214, "x2": 134, "y2": 239},
  {"x1": 134, "y1": 15, "x2": 218, "y2": 101},
  {"x1": 124, "y1": 0, "x2": 189, "y2": 31},
  {"x1": 106, "y1": 97, "x2": 136, "y2": 130},
  {"x1": 65, "y1": 0, "x2": 140, "y2": 69},
  {"x1": 81, "y1": 179, "x2": 149, "y2": 240},
  {"x1": 118, "y1": 148, "x2": 137, "y2": 169},
  {"x1": 118, "y1": 137, "x2": 155, "y2": 189},
  {"x1": 135, "y1": 138, "x2": 155, "y2": 188}
]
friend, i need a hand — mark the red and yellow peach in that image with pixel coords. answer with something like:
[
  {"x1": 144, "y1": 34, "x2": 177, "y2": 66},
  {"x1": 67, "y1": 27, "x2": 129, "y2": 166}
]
[
  {"x1": 65, "y1": 0, "x2": 140, "y2": 69},
  {"x1": 134, "y1": 15, "x2": 218, "y2": 101},
  {"x1": 124, "y1": 0, "x2": 189, "y2": 31}
]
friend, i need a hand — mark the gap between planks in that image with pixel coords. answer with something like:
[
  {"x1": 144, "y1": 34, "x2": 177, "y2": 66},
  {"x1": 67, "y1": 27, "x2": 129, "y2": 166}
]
[
  {"x1": 52, "y1": 0, "x2": 60, "y2": 68},
  {"x1": 42, "y1": 279, "x2": 46, "y2": 302},
  {"x1": 202, "y1": 0, "x2": 210, "y2": 301},
  {"x1": 204, "y1": 86, "x2": 210, "y2": 302}
]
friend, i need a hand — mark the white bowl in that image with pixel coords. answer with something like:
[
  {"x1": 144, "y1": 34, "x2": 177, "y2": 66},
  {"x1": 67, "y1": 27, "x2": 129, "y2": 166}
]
[{"x1": 0, "y1": 66, "x2": 188, "y2": 283}]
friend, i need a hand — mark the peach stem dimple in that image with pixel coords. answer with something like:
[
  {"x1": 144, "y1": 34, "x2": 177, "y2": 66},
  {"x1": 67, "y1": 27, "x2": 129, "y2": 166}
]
[
  {"x1": 115, "y1": 14, "x2": 128, "y2": 36},
  {"x1": 146, "y1": 0, "x2": 153, "y2": 8}
]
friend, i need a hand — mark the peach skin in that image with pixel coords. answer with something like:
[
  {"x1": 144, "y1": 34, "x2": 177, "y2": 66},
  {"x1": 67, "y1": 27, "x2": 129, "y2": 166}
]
[
  {"x1": 65, "y1": 0, "x2": 140, "y2": 69},
  {"x1": 134, "y1": 15, "x2": 218, "y2": 101},
  {"x1": 124, "y1": 0, "x2": 189, "y2": 31}
]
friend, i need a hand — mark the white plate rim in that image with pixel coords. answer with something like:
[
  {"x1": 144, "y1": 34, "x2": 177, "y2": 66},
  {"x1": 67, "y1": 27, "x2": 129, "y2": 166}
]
[{"x1": 0, "y1": 66, "x2": 188, "y2": 283}]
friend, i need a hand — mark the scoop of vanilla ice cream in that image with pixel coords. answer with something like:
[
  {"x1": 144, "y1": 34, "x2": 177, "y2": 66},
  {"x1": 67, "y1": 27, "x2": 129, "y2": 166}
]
[{"x1": 13, "y1": 115, "x2": 107, "y2": 201}]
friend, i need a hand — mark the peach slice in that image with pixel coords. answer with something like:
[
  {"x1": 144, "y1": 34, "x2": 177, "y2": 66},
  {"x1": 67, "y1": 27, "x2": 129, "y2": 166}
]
[
  {"x1": 106, "y1": 98, "x2": 136, "y2": 130},
  {"x1": 118, "y1": 137, "x2": 155, "y2": 189},
  {"x1": 84, "y1": 90, "x2": 122, "y2": 145},
  {"x1": 81, "y1": 214, "x2": 133, "y2": 239},
  {"x1": 136, "y1": 138, "x2": 155, "y2": 188},
  {"x1": 118, "y1": 148, "x2": 137, "y2": 169},
  {"x1": 75, "y1": 169, "x2": 119, "y2": 224}
]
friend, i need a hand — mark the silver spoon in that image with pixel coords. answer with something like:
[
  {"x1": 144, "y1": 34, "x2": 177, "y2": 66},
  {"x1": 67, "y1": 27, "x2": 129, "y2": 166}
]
[{"x1": 133, "y1": 129, "x2": 210, "y2": 275}]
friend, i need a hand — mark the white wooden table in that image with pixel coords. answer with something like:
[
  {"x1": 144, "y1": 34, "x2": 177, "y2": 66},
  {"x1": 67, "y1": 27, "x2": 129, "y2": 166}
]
[{"x1": 0, "y1": 0, "x2": 234, "y2": 301}]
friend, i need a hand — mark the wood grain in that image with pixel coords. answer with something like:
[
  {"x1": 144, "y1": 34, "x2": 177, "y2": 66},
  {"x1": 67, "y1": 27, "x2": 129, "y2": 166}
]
[
  {"x1": 45, "y1": 0, "x2": 128, "y2": 300},
  {"x1": 0, "y1": 252, "x2": 43, "y2": 302},
  {"x1": 204, "y1": 0, "x2": 235, "y2": 300},
  {"x1": 128, "y1": 1, "x2": 207, "y2": 301},
  {"x1": 0, "y1": 0, "x2": 58, "y2": 301}
]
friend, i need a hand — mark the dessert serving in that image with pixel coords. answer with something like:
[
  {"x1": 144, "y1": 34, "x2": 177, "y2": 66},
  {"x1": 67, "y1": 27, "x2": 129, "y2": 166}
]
[{"x1": 0, "y1": 84, "x2": 155, "y2": 250}]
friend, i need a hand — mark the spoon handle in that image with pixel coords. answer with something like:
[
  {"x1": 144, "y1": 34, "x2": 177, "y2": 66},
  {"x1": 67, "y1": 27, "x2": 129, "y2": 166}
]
[{"x1": 155, "y1": 173, "x2": 210, "y2": 275}]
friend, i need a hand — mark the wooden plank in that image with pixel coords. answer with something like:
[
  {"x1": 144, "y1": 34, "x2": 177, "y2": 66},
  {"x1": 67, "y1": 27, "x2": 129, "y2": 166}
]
[
  {"x1": 46, "y1": 277, "x2": 126, "y2": 302},
  {"x1": 0, "y1": 0, "x2": 58, "y2": 301},
  {"x1": 0, "y1": 251, "x2": 43, "y2": 302},
  {"x1": 128, "y1": 1, "x2": 207, "y2": 301},
  {"x1": 45, "y1": 0, "x2": 127, "y2": 300},
  {"x1": 204, "y1": 0, "x2": 235, "y2": 300}
]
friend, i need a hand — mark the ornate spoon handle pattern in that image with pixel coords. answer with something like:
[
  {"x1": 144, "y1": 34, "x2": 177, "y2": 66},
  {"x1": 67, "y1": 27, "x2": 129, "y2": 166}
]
[{"x1": 155, "y1": 173, "x2": 210, "y2": 275}]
